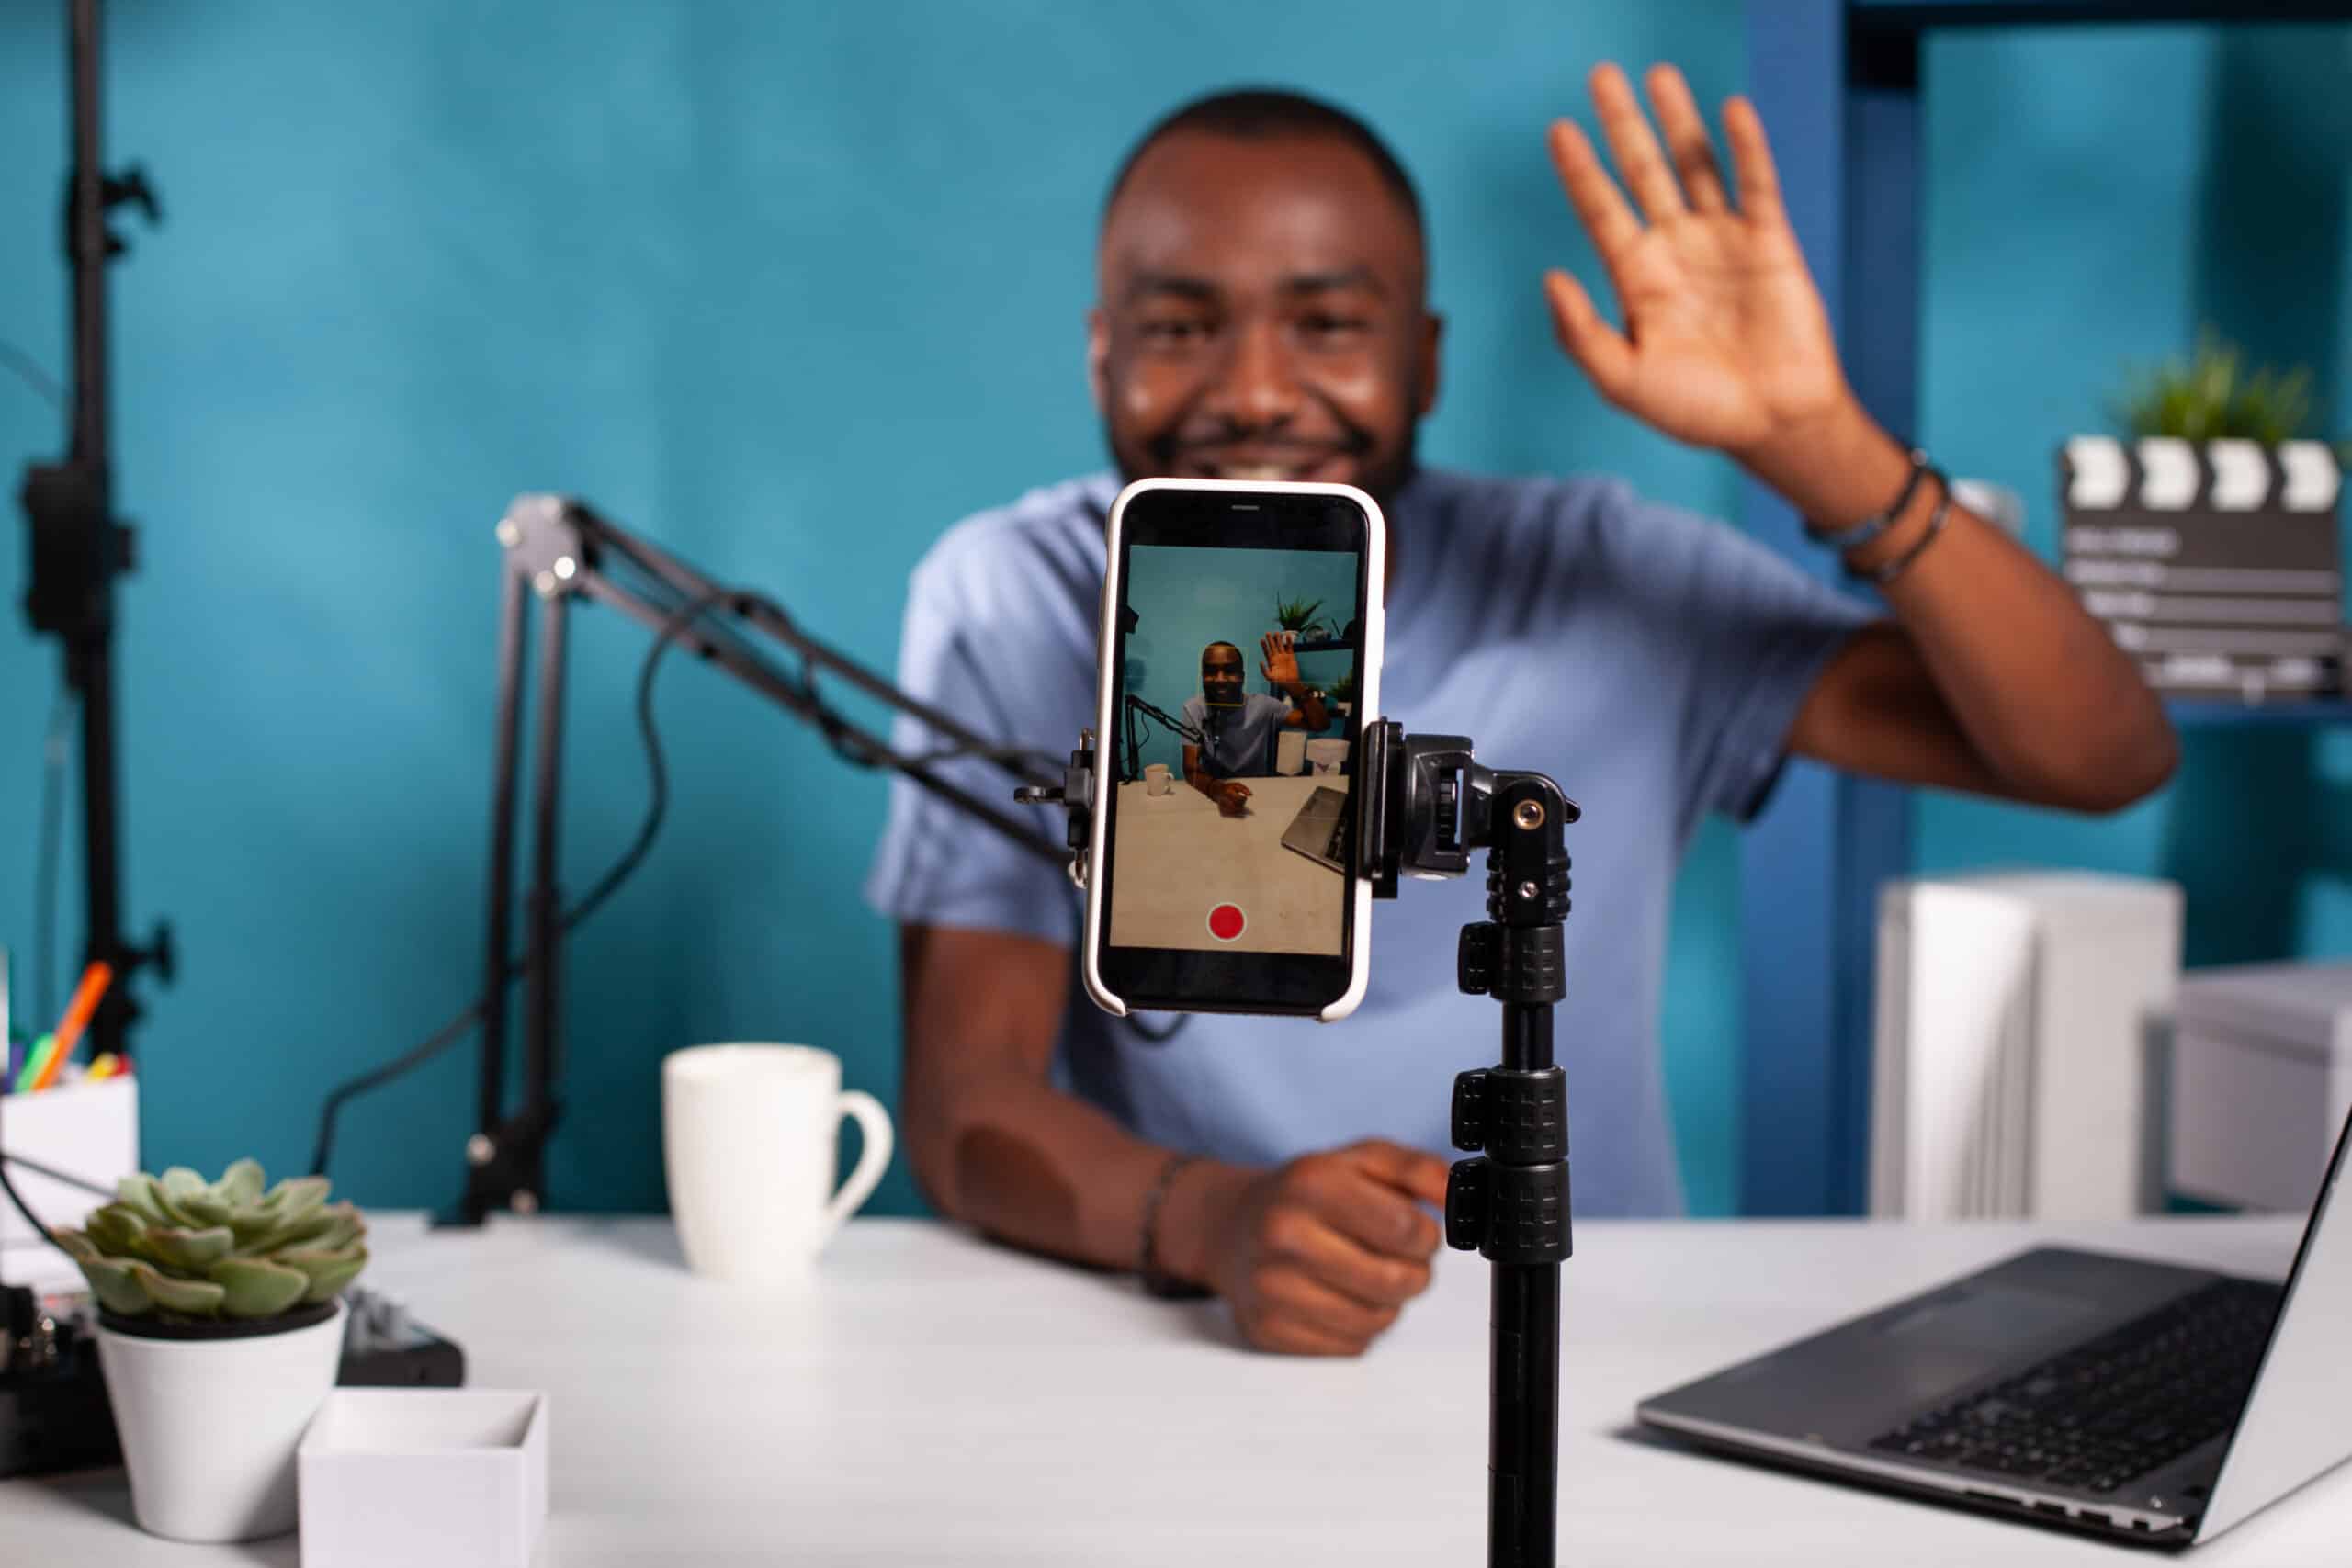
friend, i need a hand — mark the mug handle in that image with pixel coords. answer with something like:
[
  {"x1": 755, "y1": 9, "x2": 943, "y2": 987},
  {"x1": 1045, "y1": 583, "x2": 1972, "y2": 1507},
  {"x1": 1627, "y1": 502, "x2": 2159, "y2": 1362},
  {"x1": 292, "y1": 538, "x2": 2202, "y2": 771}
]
[{"x1": 820, "y1": 1089, "x2": 894, "y2": 1243}]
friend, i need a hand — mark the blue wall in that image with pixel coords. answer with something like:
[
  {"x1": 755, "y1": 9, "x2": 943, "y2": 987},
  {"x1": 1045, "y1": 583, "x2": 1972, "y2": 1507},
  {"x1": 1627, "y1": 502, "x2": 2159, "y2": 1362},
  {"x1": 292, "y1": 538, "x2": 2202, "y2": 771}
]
[
  {"x1": 6, "y1": 6, "x2": 2345, "y2": 1223},
  {"x1": 0, "y1": 1, "x2": 1751, "y2": 1218},
  {"x1": 1124, "y1": 545, "x2": 1359, "y2": 777},
  {"x1": 1916, "y1": 23, "x2": 2352, "y2": 966}
]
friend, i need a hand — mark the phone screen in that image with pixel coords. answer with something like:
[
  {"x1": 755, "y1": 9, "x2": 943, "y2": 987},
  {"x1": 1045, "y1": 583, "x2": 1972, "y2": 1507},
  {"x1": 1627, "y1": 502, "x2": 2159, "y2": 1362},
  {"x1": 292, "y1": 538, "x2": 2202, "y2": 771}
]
[{"x1": 1095, "y1": 485, "x2": 1373, "y2": 1014}]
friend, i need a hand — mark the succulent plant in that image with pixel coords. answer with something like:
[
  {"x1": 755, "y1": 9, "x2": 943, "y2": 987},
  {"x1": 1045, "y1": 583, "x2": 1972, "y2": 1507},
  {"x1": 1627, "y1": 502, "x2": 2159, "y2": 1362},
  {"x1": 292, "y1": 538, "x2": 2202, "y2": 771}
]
[{"x1": 53, "y1": 1160, "x2": 368, "y2": 1322}]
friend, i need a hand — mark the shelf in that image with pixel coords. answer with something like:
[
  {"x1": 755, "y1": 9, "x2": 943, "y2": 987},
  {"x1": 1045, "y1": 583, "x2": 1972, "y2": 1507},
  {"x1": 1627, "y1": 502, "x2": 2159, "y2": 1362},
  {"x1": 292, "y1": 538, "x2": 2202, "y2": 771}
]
[{"x1": 2165, "y1": 697, "x2": 2352, "y2": 728}]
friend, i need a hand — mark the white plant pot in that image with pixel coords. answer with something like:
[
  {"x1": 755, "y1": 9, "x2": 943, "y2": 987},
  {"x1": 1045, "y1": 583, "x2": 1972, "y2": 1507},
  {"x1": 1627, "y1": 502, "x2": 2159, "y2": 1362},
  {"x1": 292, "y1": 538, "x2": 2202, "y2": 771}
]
[{"x1": 96, "y1": 1299, "x2": 345, "y2": 1542}]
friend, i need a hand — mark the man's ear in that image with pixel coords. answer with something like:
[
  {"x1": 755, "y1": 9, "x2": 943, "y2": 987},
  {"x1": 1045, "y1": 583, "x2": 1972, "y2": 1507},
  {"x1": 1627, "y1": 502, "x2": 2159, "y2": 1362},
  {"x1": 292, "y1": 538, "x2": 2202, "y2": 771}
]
[
  {"x1": 1086, "y1": 307, "x2": 1110, "y2": 414},
  {"x1": 1415, "y1": 310, "x2": 1444, "y2": 419}
]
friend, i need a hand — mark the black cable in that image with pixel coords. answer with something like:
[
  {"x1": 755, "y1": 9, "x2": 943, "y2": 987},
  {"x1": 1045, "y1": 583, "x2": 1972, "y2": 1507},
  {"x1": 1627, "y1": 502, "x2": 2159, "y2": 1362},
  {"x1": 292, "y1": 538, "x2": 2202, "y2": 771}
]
[
  {"x1": 35, "y1": 690, "x2": 73, "y2": 1029},
  {"x1": 308, "y1": 586, "x2": 729, "y2": 1179},
  {"x1": 0, "y1": 1160, "x2": 61, "y2": 1262},
  {"x1": 0, "y1": 1094, "x2": 87, "y2": 1269},
  {"x1": 307, "y1": 583, "x2": 1077, "y2": 1179},
  {"x1": 0, "y1": 1150, "x2": 115, "y2": 1200},
  {"x1": 0, "y1": 336, "x2": 65, "y2": 409}
]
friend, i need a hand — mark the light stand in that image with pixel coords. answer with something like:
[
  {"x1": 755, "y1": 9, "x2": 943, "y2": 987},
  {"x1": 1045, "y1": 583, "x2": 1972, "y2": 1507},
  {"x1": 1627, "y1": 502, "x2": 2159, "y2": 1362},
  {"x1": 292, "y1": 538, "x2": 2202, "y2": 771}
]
[
  {"x1": 16, "y1": 0, "x2": 173, "y2": 1059},
  {"x1": 1027, "y1": 721, "x2": 1579, "y2": 1568},
  {"x1": 457, "y1": 495, "x2": 1068, "y2": 1224}
]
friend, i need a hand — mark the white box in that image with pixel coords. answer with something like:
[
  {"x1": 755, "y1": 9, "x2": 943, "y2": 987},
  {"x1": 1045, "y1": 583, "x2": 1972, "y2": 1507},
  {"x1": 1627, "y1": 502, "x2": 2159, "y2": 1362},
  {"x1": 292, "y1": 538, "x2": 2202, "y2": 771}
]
[
  {"x1": 299, "y1": 1389, "x2": 548, "y2": 1568},
  {"x1": 1871, "y1": 873, "x2": 2182, "y2": 1221},
  {"x1": 0, "y1": 1075, "x2": 138, "y2": 1290},
  {"x1": 2169, "y1": 962, "x2": 2352, "y2": 1212}
]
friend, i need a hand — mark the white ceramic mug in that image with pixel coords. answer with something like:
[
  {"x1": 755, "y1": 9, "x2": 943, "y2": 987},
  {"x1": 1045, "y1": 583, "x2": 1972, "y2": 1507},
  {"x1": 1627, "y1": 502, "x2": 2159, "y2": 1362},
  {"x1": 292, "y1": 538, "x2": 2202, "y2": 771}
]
[
  {"x1": 1144, "y1": 762, "x2": 1172, "y2": 795},
  {"x1": 662, "y1": 1043, "x2": 893, "y2": 1283}
]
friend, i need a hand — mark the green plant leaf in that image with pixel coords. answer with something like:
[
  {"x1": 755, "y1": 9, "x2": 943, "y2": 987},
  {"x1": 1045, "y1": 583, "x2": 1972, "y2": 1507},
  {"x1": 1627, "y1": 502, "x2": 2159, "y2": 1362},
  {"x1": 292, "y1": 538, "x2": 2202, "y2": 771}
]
[
  {"x1": 238, "y1": 1200, "x2": 363, "y2": 1259},
  {"x1": 85, "y1": 1203, "x2": 151, "y2": 1258},
  {"x1": 51, "y1": 1227, "x2": 100, "y2": 1263},
  {"x1": 1273, "y1": 595, "x2": 1324, "y2": 631},
  {"x1": 78, "y1": 1256, "x2": 154, "y2": 1315},
  {"x1": 224, "y1": 1177, "x2": 328, "y2": 1245},
  {"x1": 176, "y1": 1192, "x2": 239, "y2": 1228},
  {"x1": 283, "y1": 1245, "x2": 368, "y2": 1304},
  {"x1": 2112, "y1": 329, "x2": 2316, "y2": 445},
  {"x1": 122, "y1": 1258, "x2": 226, "y2": 1317},
  {"x1": 159, "y1": 1168, "x2": 207, "y2": 1203},
  {"x1": 141, "y1": 1225, "x2": 236, "y2": 1275},
  {"x1": 262, "y1": 1176, "x2": 331, "y2": 1217},
  {"x1": 207, "y1": 1257, "x2": 311, "y2": 1319},
  {"x1": 216, "y1": 1159, "x2": 266, "y2": 1208},
  {"x1": 112, "y1": 1174, "x2": 174, "y2": 1227}
]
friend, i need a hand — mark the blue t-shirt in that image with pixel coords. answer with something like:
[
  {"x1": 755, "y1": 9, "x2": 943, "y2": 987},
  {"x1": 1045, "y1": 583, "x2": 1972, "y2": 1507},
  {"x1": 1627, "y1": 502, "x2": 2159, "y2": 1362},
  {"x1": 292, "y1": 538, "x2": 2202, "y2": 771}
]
[
  {"x1": 864, "y1": 468, "x2": 1869, "y2": 1215},
  {"x1": 1180, "y1": 692, "x2": 1293, "y2": 777}
]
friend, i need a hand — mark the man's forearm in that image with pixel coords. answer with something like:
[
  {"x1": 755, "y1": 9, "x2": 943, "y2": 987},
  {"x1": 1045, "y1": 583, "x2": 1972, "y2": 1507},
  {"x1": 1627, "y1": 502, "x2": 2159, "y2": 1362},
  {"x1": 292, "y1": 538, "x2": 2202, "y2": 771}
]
[
  {"x1": 1741, "y1": 400, "x2": 2177, "y2": 809},
  {"x1": 912, "y1": 1067, "x2": 1243, "y2": 1280}
]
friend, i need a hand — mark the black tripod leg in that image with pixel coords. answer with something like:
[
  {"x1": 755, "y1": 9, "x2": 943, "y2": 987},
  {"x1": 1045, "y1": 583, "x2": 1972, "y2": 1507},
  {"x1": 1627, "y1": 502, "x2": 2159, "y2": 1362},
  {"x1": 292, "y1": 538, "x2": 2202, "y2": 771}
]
[{"x1": 1490, "y1": 1260, "x2": 1561, "y2": 1568}]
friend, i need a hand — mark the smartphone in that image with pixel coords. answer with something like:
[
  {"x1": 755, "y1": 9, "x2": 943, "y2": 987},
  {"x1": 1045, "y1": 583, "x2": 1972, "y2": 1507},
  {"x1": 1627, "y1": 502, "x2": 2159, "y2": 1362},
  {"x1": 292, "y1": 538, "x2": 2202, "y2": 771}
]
[{"x1": 1082, "y1": 477, "x2": 1385, "y2": 1021}]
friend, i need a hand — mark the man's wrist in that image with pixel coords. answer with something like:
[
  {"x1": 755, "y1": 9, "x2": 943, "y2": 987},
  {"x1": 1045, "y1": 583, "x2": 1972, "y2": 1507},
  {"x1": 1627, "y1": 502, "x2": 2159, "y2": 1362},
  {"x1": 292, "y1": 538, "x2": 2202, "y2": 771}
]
[
  {"x1": 1734, "y1": 394, "x2": 1912, "y2": 533},
  {"x1": 1152, "y1": 1156, "x2": 1249, "y2": 1290}
]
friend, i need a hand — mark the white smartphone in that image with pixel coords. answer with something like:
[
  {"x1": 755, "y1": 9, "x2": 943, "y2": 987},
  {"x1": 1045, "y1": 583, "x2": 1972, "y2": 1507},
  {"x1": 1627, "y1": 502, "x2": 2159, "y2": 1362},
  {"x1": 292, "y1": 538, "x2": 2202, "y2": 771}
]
[{"x1": 1081, "y1": 478, "x2": 1386, "y2": 1022}]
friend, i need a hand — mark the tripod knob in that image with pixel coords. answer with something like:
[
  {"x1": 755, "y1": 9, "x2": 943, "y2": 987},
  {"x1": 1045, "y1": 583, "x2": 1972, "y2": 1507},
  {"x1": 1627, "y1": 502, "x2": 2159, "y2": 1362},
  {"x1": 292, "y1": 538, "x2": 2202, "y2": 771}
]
[
  {"x1": 1443, "y1": 1157, "x2": 1488, "y2": 1252},
  {"x1": 1452, "y1": 1068, "x2": 1489, "y2": 1150},
  {"x1": 1458, "y1": 923, "x2": 1497, "y2": 995}
]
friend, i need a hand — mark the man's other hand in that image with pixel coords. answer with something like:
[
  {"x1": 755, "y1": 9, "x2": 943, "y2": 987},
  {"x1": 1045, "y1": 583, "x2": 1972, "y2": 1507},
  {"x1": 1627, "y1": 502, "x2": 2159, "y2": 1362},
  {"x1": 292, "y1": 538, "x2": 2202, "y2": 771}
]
[
  {"x1": 1260, "y1": 630, "x2": 1304, "y2": 689},
  {"x1": 1184, "y1": 1140, "x2": 1449, "y2": 1356},
  {"x1": 1542, "y1": 62, "x2": 1847, "y2": 463},
  {"x1": 1215, "y1": 779, "x2": 1253, "y2": 817}
]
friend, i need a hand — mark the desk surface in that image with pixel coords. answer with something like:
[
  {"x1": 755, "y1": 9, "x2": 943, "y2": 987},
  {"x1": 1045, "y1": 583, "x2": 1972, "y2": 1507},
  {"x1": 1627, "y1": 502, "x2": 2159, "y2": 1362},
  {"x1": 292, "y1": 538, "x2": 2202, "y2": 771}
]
[
  {"x1": 1106, "y1": 774, "x2": 1348, "y2": 953},
  {"x1": 6, "y1": 1214, "x2": 2344, "y2": 1564}
]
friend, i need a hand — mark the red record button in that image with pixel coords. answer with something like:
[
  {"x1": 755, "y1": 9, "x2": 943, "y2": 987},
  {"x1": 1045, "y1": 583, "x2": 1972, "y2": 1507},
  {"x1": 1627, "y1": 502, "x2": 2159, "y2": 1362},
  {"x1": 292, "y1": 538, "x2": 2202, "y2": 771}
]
[{"x1": 1207, "y1": 904, "x2": 1246, "y2": 942}]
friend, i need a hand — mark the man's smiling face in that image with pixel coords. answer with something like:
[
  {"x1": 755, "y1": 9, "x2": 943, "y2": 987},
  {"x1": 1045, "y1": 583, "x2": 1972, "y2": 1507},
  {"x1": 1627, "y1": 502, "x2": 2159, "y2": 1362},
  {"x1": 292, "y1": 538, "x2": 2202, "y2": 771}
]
[
  {"x1": 1200, "y1": 642, "x2": 1247, "y2": 707},
  {"x1": 1090, "y1": 130, "x2": 1441, "y2": 505}
]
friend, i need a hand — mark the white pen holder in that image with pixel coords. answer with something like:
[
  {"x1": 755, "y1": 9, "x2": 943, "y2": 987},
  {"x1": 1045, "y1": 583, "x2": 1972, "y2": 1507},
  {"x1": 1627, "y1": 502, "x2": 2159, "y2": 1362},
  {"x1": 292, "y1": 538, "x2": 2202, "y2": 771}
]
[{"x1": 1, "y1": 1075, "x2": 139, "y2": 1287}]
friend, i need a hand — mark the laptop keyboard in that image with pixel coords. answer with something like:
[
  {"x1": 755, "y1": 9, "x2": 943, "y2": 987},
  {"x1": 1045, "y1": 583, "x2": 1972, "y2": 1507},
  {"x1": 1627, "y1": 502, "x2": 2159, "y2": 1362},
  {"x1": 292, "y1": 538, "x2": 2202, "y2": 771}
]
[{"x1": 1867, "y1": 1278, "x2": 2278, "y2": 1495}]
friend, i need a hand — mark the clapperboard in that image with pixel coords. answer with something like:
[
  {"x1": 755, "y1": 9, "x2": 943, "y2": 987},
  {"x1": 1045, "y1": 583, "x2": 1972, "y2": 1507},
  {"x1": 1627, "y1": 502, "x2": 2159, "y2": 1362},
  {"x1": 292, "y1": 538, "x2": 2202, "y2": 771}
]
[{"x1": 2060, "y1": 436, "x2": 2346, "y2": 701}]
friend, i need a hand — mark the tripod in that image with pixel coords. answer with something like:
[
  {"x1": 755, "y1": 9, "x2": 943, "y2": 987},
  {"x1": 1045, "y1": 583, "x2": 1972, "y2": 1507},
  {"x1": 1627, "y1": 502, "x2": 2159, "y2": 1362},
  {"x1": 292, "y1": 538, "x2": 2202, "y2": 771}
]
[{"x1": 1026, "y1": 720, "x2": 1578, "y2": 1568}]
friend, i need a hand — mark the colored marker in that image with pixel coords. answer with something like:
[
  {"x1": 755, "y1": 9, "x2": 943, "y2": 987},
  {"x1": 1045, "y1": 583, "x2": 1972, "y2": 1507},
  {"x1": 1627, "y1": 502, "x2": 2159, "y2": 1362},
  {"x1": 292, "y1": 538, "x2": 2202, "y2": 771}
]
[
  {"x1": 85, "y1": 1052, "x2": 123, "y2": 1084},
  {"x1": 32, "y1": 961, "x2": 113, "y2": 1092},
  {"x1": 17, "y1": 1034, "x2": 58, "y2": 1096}
]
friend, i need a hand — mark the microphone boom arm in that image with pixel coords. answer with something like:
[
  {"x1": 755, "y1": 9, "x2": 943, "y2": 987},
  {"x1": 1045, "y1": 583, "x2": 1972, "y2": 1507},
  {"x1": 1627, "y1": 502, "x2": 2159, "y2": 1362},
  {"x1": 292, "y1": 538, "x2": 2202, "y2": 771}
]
[{"x1": 459, "y1": 494, "x2": 1069, "y2": 1224}]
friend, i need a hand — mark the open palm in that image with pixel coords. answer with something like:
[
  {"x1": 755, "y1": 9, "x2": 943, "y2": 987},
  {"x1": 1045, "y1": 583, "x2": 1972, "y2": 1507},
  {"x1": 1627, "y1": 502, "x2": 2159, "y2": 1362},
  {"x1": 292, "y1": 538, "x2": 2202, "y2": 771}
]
[{"x1": 1545, "y1": 64, "x2": 1849, "y2": 457}]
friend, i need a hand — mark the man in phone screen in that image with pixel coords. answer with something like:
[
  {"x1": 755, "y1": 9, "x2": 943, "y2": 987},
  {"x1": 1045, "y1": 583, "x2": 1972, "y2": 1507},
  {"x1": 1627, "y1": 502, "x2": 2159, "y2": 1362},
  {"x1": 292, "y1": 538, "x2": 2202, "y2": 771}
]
[
  {"x1": 868, "y1": 72, "x2": 2177, "y2": 1357},
  {"x1": 1181, "y1": 635, "x2": 1327, "y2": 811}
]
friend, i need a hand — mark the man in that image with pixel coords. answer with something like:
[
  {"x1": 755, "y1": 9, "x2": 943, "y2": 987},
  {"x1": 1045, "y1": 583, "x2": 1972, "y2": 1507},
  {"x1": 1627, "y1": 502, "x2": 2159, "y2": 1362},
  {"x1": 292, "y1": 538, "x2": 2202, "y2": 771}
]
[
  {"x1": 865, "y1": 69, "x2": 2175, "y2": 1356},
  {"x1": 1182, "y1": 634, "x2": 1328, "y2": 815}
]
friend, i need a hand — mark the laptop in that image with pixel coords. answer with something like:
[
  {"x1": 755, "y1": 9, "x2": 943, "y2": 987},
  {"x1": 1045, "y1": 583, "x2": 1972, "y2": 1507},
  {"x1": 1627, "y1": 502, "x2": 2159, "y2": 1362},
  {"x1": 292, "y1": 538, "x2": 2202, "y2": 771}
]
[
  {"x1": 1279, "y1": 785, "x2": 1350, "y2": 875},
  {"x1": 1636, "y1": 1105, "x2": 2352, "y2": 1547}
]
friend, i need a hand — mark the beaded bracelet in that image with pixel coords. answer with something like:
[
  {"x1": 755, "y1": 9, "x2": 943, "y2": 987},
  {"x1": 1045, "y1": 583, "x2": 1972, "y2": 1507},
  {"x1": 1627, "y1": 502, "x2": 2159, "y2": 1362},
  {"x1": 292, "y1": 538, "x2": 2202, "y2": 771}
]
[
  {"x1": 1806, "y1": 447, "x2": 1932, "y2": 554},
  {"x1": 1846, "y1": 470, "x2": 1954, "y2": 587}
]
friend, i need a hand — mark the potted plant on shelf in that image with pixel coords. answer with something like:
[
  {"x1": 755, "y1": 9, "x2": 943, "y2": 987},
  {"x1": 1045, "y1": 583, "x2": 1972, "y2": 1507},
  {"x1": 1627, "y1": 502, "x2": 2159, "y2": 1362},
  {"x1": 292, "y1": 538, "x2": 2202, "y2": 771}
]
[
  {"x1": 1329, "y1": 666, "x2": 1357, "y2": 720},
  {"x1": 54, "y1": 1159, "x2": 368, "y2": 1543},
  {"x1": 2060, "y1": 331, "x2": 2345, "y2": 704},
  {"x1": 1273, "y1": 594, "x2": 1338, "y2": 646}
]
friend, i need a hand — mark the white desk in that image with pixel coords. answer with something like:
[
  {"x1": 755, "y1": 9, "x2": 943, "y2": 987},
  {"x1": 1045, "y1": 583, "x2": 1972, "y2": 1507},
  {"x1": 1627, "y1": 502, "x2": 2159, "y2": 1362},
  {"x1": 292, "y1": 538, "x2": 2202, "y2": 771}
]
[
  {"x1": 6, "y1": 1215, "x2": 2344, "y2": 1563},
  {"x1": 1106, "y1": 774, "x2": 1347, "y2": 953}
]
